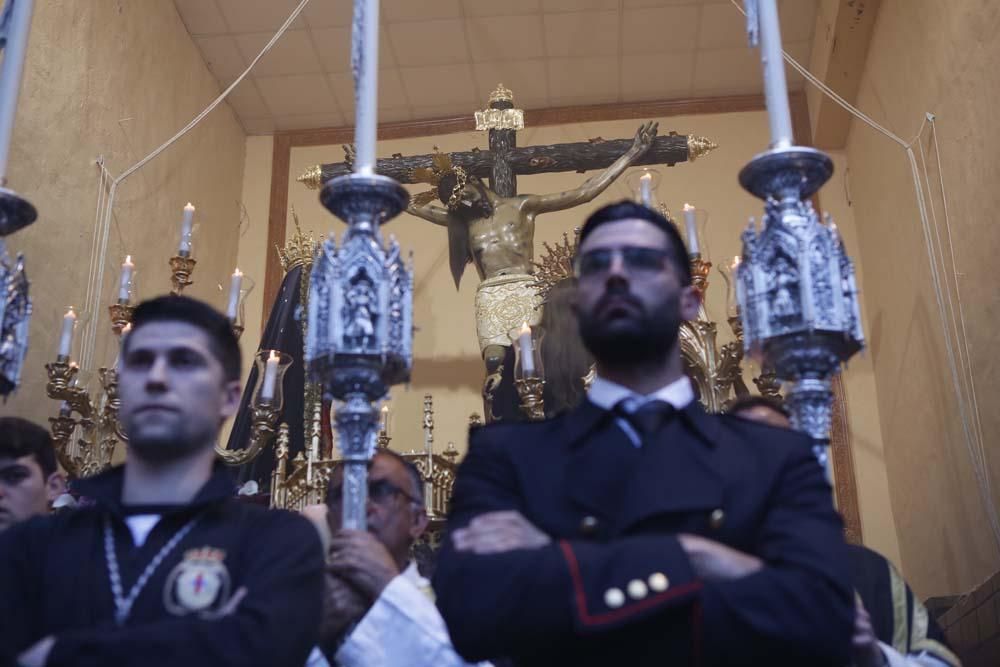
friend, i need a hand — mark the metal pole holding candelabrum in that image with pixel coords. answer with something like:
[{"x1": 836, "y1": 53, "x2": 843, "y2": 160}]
[
  {"x1": 306, "y1": 0, "x2": 413, "y2": 531},
  {"x1": 736, "y1": 0, "x2": 864, "y2": 474},
  {"x1": 0, "y1": 0, "x2": 37, "y2": 396}
]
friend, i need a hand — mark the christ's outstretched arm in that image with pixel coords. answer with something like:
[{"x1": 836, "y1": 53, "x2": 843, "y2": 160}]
[{"x1": 522, "y1": 121, "x2": 658, "y2": 215}]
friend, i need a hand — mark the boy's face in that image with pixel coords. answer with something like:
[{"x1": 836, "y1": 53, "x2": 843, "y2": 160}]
[{"x1": 0, "y1": 455, "x2": 62, "y2": 532}]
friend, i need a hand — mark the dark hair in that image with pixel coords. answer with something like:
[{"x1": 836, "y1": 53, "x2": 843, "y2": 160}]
[
  {"x1": 325, "y1": 449, "x2": 425, "y2": 506},
  {"x1": 578, "y1": 200, "x2": 692, "y2": 286},
  {"x1": 0, "y1": 418, "x2": 57, "y2": 477},
  {"x1": 727, "y1": 395, "x2": 790, "y2": 419},
  {"x1": 125, "y1": 295, "x2": 241, "y2": 382}
]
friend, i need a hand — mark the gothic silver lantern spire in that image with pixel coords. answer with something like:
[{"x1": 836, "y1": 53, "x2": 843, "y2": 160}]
[
  {"x1": 305, "y1": 173, "x2": 412, "y2": 529},
  {"x1": 736, "y1": 0, "x2": 864, "y2": 471},
  {"x1": 0, "y1": 0, "x2": 38, "y2": 396}
]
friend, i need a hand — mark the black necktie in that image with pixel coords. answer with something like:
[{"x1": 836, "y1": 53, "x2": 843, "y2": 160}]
[{"x1": 614, "y1": 399, "x2": 677, "y2": 440}]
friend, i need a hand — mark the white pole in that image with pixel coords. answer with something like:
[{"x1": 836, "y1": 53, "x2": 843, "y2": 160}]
[
  {"x1": 756, "y1": 0, "x2": 794, "y2": 148},
  {"x1": 0, "y1": 0, "x2": 36, "y2": 184},
  {"x1": 352, "y1": 0, "x2": 379, "y2": 174}
]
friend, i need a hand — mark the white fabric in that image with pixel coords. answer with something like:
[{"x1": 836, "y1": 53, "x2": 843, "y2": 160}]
[
  {"x1": 587, "y1": 375, "x2": 696, "y2": 447},
  {"x1": 325, "y1": 562, "x2": 489, "y2": 667},
  {"x1": 123, "y1": 514, "x2": 161, "y2": 548},
  {"x1": 879, "y1": 641, "x2": 952, "y2": 667}
]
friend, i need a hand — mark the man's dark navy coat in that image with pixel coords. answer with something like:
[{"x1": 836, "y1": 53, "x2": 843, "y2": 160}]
[{"x1": 433, "y1": 399, "x2": 854, "y2": 666}]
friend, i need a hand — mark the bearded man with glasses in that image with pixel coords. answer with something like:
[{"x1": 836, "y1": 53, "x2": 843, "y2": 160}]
[
  {"x1": 304, "y1": 449, "x2": 490, "y2": 666},
  {"x1": 433, "y1": 200, "x2": 854, "y2": 666}
]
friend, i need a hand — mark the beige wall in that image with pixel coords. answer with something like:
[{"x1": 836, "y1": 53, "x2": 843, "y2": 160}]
[
  {"x1": 834, "y1": 0, "x2": 1000, "y2": 596},
  {"x1": 0, "y1": 2, "x2": 246, "y2": 426},
  {"x1": 241, "y1": 108, "x2": 898, "y2": 564}
]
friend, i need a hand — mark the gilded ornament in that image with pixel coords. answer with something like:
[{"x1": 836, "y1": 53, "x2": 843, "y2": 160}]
[
  {"x1": 687, "y1": 135, "x2": 719, "y2": 161},
  {"x1": 298, "y1": 164, "x2": 323, "y2": 191}
]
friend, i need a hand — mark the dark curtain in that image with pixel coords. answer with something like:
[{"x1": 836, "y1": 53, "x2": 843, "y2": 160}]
[{"x1": 227, "y1": 265, "x2": 308, "y2": 489}]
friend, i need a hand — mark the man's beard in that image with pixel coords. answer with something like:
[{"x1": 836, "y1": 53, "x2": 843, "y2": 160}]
[{"x1": 577, "y1": 288, "x2": 682, "y2": 367}]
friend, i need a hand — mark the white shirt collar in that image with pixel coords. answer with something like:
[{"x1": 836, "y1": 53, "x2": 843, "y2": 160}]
[
  {"x1": 401, "y1": 560, "x2": 425, "y2": 586},
  {"x1": 587, "y1": 374, "x2": 695, "y2": 412}
]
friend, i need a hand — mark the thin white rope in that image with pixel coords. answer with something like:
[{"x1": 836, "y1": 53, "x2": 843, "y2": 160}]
[
  {"x1": 728, "y1": 0, "x2": 1000, "y2": 550},
  {"x1": 931, "y1": 120, "x2": 987, "y2": 465},
  {"x1": 79, "y1": 0, "x2": 313, "y2": 370}
]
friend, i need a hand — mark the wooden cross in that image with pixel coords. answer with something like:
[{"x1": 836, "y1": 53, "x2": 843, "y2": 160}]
[{"x1": 298, "y1": 85, "x2": 718, "y2": 196}]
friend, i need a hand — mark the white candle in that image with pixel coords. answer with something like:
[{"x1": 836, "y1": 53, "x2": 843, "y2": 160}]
[
  {"x1": 380, "y1": 404, "x2": 390, "y2": 435},
  {"x1": 179, "y1": 203, "x2": 195, "y2": 254},
  {"x1": 0, "y1": 0, "x2": 36, "y2": 181},
  {"x1": 518, "y1": 322, "x2": 536, "y2": 377},
  {"x1": 57, "y1": 307, "x2": 76, "y2": 358},
  {"x1": 352, "y1": 0, "x2": 380, "y2": 174},
  {"x1": 226, "y1": 268, "x2": 243, "y2": 319},
  {"x1": 639, "y1": 172, "x2": 653, "y2": 206},
  {"x1": 683, "y1": 204, "x2": 700, "y2": 255},
  {"x1": 755, "y1": 0, "x2": 794, "y2": 147},
  {"x1": 260, "y1": 350, "x2": 280, "y2": 402},
  {"x1": 118, "y1": 255, "x2": 134, "y2": 301}
]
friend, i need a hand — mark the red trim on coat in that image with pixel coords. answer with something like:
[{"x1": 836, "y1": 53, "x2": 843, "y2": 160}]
[{"x1": 558, "y1": 539, "x2": 704, "y2": 626}]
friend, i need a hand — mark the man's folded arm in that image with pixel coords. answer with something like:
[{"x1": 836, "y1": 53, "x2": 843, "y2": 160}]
[
  {"x1": 699, "y1": 442, "x2": 854, "y2": 665},
  {"x1": 433, "y1": 430, "x2": 701, "y2": 661},
  {"x1": 45, "y1": 512, "x2": 325, "y2": 667}
]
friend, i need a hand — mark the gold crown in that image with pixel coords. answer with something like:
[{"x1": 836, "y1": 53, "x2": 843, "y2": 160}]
[
  {"x1": 276, "y1": 207, "x2": 317, "y2": 273},
  {"x1": 488, "y1": 83, "x2": 514, "y2": 105}
]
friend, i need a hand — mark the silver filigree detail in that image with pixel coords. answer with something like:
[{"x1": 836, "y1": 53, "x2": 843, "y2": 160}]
[{"x1": 0, "y1": 240, "x2": 30, "y2": 395}]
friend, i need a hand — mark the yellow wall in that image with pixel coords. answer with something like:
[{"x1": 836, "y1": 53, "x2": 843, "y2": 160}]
[
  {"x1": 835, "y1": 0, "x2": 1000, "y2": 596},
  {"x1": 1, "y1": 2, "x2": 246, "y2": 426},
  {"x1": 240, "y1": 108, "x2": 898, "y2": 565}
]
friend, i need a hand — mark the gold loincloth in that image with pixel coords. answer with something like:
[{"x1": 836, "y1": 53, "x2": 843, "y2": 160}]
[{"x1": 474, "y1": 274, "x2": 542, "y2": 353}]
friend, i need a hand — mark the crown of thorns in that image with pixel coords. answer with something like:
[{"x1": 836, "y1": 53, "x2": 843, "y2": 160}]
[{"x1": 410, "y1": 150, "x2": 469, "y2": 210}]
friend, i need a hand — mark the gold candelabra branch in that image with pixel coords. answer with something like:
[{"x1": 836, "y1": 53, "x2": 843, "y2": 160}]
[
  {"x1": 45, "y1": 358, "x2": 120, "y2": 478},
  {"x1": 169, "y1": 253, "x2": 196, "y2": 295},
  {"x1": 214, "y1": 402, "x2": 281, "y2": 465},
  {"x1": 514, "y1": 378, "x2": 546, "y2": 421},
  {"x1": 107, "y1": 301, "x2": 134, "y2": 336},
  {"x1": 689, "y1": 254, "x2": 712, "y2": 298},
  {"x1": 753, "y1": 363, "x2": 783, "y2": 401}
]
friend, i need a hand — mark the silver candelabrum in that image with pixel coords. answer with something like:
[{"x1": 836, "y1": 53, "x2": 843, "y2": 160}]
[
  {"x1": 736, "y1": 0, "x2": 864, "y2": 472},
  {"x1": 306, "y1": 173, "x2": 413, "y2": 530},
  {"x1": 0, "y1": 0, "x2": 38, "y2": 396}
]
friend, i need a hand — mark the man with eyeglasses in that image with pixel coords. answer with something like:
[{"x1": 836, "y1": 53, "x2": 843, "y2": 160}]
[
  {"x1": 305, "y1": 449, "x2": 489, "y2": 666},
  {"x1": 433, "y1": 201, "x2": 853, "y2": 666}
]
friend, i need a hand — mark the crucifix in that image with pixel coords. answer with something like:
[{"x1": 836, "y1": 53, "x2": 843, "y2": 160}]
[{"x1": 298, "y1": 84, "x2": 718, "y2": 409}]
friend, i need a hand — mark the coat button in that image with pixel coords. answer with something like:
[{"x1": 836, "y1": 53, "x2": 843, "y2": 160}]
[
  {"x1": 627, "y1": 579, "x2": 648, "y2": 600},
  {"x1": 579, "y1": 515, "x2": 600, "y2": 536},
  {"x1": 604, "y1": 587, "x2": 625, "y2": 608},
  {"x1": 709, "y1": 508, "x2": 725, "y2": 530},
  {"x1": 648, "y1": 572, "x2": 669, "y2": 592}
]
